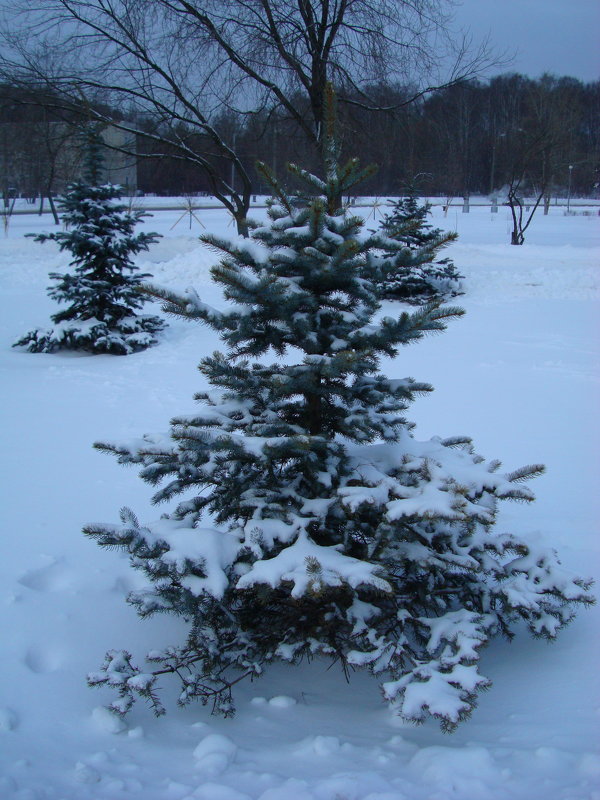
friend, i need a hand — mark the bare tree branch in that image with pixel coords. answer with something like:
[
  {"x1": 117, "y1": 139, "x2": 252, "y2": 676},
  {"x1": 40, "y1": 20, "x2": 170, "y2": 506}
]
[{"x1": 0, "y1": 0, "x2": 505, "y2": 232}]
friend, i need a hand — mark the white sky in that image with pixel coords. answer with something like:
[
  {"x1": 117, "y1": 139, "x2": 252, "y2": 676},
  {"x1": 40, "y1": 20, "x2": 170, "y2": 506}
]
[{"x1": 454, "y1": 0, "x2": 600, "y2": 82}]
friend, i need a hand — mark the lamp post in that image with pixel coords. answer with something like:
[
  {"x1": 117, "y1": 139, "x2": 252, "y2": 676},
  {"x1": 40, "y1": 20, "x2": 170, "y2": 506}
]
[{"x1": 567, "y1": 164, "x2": 573, "y2": 213}]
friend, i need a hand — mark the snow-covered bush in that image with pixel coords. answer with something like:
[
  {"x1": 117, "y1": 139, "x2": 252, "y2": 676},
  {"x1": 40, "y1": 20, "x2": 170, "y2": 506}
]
[
  {"x1": 85, "y1": 143, "x2": 593, "y2": 730},
  {"x1": 373, "y1": 191, "x2": 463, "y2": 304},
  {"x1": 14, "y1": 130, "x2": 165, "y2": 355}
]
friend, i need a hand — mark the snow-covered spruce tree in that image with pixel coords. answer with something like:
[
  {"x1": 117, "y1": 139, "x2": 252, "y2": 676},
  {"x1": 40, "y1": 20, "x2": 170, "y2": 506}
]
[
  {"x1": 84, "y1": 143, "x2": 592, "y2": 731},
  {"x1": 373, "y1": 188, "x2": 463, "y2": 304},
  {"x1": 14, "y1": 130, "x2": 165, "y2": 355}
]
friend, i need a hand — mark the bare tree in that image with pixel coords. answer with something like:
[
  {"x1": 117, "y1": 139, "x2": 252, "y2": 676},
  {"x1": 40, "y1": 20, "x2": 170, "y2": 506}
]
[
  {"x1": 149, "y1": 1, "x2": 500, "y2": 139},
  {"x1": 0, "y1": 87, "x2": 84, "y2": 221},
  {"x1": 0, "y1": 1, "x2": 501, "y2": 233},
  {"x1": 0, "y1": 2, "x2": 256, "y2": 233},
  {"x1": 502, "y1": 76, "x2": 581, "y2": 244},
  {"x1": 29, "y1": 118, "x2": 84, "y2": 222}
]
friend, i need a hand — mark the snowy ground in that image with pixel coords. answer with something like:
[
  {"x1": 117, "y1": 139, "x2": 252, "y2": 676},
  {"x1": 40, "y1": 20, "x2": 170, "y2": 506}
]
[{"x1": 1, "y1": 201, "x2": 599, "y2": 800}]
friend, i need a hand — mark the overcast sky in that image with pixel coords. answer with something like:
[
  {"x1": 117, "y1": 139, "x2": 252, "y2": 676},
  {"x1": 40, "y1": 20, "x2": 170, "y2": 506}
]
[
  {"x1": 454, "y1": 0, "x2": 599, "y2": 82},
  {"x1": 0, "y1": 0, "x2": 597, "y2": 84}
]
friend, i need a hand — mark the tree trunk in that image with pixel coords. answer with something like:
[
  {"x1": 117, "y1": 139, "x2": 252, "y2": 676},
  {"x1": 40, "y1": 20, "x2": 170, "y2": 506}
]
[
  {"x1": 305, "y1": 388, "x2": 322, "y2": 436},
  {"x1": 47, "y1": 192, "x2": 60, "y2": 225},
  {"x1": 234, "y1": 211, "x2": 250, "y2": 238}
]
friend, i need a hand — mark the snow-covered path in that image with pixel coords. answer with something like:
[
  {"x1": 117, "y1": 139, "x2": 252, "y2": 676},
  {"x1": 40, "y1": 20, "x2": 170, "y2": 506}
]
[{"x1": 1, "y1": 203, "x2": 598, "y2": 799}]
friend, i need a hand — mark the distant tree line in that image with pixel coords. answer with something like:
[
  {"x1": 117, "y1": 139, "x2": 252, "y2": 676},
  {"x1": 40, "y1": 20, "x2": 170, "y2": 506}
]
[
  {"x1": 220, "y1": 74, "x2": 600, "y2": 200},
  {"x1": 1, "y1": 74, "x2": 598, "y2": 203},
  {"x1": 132, "y1": 73, "x2": 599, "y2": 200}
]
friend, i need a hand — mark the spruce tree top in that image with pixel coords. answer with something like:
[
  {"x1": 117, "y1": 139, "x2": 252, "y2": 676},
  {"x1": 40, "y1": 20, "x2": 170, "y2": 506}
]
[
  {"x1": 33, "y1": 128, "x2": 159, "y2": 266},
  {"x1": 145, "y1": 150, "x2": 463, "y2": 453},
  {"x1": 379, "y1": 185, "x2": 437, "y2": 249}
]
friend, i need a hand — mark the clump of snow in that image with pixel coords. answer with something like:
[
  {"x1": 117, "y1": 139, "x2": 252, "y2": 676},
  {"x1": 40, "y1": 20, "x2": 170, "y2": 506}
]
[
  {"x1": 193, "y1": 733, "x2": 238, "y2": 776},
  {"x1": 291, "y1": 734, "x2": 356, "y2": 762},
  {"x1": 250, "y1": 696, "x2": 268, "y2": 706},
  {"x1": 409, "y1": 745, "x2": 501, "y2": 799},
  {"x1": 268, "y1": 695, "x2": 297, "y2": 709},
  {"x1": 236, "y1": 531, "x2": 391, "y2": 597},
  {"x1": 91, "y1": 705, "x2": 127, "y2": 734},
  {"x1": 73, "y1": 761, "x2": 102, "y2": 784}
]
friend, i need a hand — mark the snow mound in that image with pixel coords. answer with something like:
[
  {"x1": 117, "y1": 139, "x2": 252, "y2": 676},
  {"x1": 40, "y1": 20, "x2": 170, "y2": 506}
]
[{"x1": 193, "y1": 733, "x2": 238, "y2": 776}]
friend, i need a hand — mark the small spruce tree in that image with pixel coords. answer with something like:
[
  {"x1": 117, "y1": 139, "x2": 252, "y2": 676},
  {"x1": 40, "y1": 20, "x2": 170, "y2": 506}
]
[
  {"x1": 84, "y1": 134, "x2": 593, "y2": 730},
  {"x1": 14, "y1": 129, "x2": 165, "y2": 355},
  {"x1": 374, "y1": 187, "x2": 463, "y2": 304}
]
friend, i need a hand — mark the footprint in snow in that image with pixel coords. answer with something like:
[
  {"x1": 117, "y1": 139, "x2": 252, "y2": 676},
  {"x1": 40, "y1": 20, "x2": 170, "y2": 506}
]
[
  {"x1": 18, "y1": 558, "x2": 75, "y2": 593},
  {"x1": 23, "y1": 644, "x2": 63, "y2": 674},
  {"x1": 0, "y1": 706, "x2": 19, "y2": 731}
]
